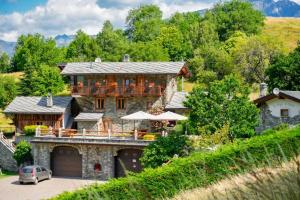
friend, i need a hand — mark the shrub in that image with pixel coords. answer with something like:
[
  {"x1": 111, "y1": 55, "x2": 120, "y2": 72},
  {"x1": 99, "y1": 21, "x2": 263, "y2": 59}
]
[
  {"x1": 52, "y1": 125, "x2": 300, "y2": 200},
  {"x1": 13, "y1": 141, "x2": 33, "y2": 166},
  {"x1": 23, "y1": 125, "x2": 47, "y2": 136},
  {"x1": 140, "y1": 133, "x2": 192, "y2": 168}
]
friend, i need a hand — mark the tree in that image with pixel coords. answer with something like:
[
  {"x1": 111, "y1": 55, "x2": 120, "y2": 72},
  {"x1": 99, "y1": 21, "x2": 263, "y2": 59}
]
[
  {"x1": 184, "y1": 74, "x2": 259, "y2": 138},
  {"x1": 96, "y1": 21, "x2": 128, "y2": 61},
  {"x1": 20, "y1": 65, "x2": 64, "y2": 96},
  {"x1": 266, "y1": 44, "x2": 300, "y2": 91},
  {"x1": 189, "y1": 45, "x2": 233, "y2": 83},
  {"x1": 140, "y1": 133, "x2": 192, "y2": 168},
  {"x1": 126, "y1": 5, "x2": 163, "y2": 42},
  {"x1": 0, "y1": 75, "x2": 18, "y2": 109},
  {"x1": 232, "y1": 35, "x2": 285, "y2": 84},
  {"x1": 168, "y1": 12, "x2": 204, "y2": 58},
  {"x1": 66, "y1": 30, "x2": 101, "y2": 61},
  {"x1": 206, "y1": 0, "x2": 265, "y2": 41},
  {"x1": 157, "y1": 25, "x2": 185, "y2": 61},
  {"x1": 0, "y1": 52, "x2": 12, "y2": 72},
  {"x1": 12, "y1": 34, "x2": 64, "y2": 71},
  {"x1": 128, "y1": 41, "x2": 170, "y2": 61},
  {"x1": 13, "y1": 141, "x2": 33, "y2": 166}
]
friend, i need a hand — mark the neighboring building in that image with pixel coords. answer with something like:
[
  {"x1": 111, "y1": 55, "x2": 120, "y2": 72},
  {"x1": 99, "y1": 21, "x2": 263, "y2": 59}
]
[
  {"x1": 254, "y1": 85, "x2": 300, "y2": 132},
  {"x1": 4, "y1": 95, "x2": 74, "y2": 132},
  {"x1": 4, "y1": 58, "x2": 189, "y2": 180}
]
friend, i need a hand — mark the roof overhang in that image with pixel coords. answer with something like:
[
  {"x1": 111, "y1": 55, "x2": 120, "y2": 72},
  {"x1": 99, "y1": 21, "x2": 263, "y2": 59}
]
[
  {"x1": 74, "y1": 112, "x2": 104, "y2": 122},
  {"x1": 254, "y1": 92, "x2": 300, "y2": 107}
]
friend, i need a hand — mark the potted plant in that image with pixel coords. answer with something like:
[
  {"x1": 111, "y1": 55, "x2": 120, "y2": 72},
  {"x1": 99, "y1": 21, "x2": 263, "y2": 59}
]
[
  {"x1": 95, "y1": 81, "x2": 100, "y2": 88},
  {"x1": 78, "y1": 81, "x2": 83, "y2": 88}
]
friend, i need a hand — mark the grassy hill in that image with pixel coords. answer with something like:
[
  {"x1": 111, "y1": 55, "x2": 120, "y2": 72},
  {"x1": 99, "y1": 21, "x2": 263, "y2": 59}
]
[{"x1": 263, "y1": 17, "x2": 300, "y2": 52}]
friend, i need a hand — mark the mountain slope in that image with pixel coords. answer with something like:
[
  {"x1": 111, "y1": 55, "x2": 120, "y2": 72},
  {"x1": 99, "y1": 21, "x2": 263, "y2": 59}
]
[{"x1": 249, "y1": 0, "x2": 300, "y2": 17}]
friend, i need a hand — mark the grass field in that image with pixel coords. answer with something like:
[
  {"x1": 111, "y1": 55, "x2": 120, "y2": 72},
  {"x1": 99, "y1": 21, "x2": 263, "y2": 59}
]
[
  {"x1": 263, "y1": 17, "x2": 300, "y2": 52},
  {"x1": 0, "y1": 170, "x2": 17, "y2": 179}
]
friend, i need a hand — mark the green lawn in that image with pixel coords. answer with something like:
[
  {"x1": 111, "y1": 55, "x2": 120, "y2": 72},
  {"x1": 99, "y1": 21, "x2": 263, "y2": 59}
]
[{"x1": 0, "y1": 170, "x2": 17, "y2": 179}]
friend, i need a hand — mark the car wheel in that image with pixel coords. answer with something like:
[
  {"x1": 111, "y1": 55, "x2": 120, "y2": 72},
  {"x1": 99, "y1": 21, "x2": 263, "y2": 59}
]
[
  {"x1": 48, "y1": 173, "x2": 52, "y2": 180},
  {"x1": 19, "y1": 181, "x2": 23, "y2": 185},
  {"x1": 34, "y1": 178, "x2": 38, "y2": 185}
]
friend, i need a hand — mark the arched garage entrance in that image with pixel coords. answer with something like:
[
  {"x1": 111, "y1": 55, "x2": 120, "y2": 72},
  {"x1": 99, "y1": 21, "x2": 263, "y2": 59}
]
[
  {"x1": 115, "y1": 148, "x2": 143, "y2": 178},
  {"x1": 51, "y1": 146, "x2": 82, "y2": 177}
]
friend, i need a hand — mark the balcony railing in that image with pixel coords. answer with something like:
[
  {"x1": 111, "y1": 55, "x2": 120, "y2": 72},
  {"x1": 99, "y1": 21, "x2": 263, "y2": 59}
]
[
  {"x1": 72, "y1": 85, "x2": 162, "y2": 97},
  {"x1": 36, "y1": 128, "x2": 160, "y2": 141}
]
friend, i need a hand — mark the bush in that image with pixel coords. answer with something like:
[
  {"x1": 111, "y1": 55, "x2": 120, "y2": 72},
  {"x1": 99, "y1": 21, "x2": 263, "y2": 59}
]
[
  {"x1": 140, "y1": 133, "x2": 192, "y2": 168},
  {"x1": 52, "y1": 125, "x2": 300, "y2": 200},
  {"x1": 23, "y1": 125, "x2": 47, "y2": 136},
  {"x1": 13, "y1": 141, "x2": 33, "y2": 166}
]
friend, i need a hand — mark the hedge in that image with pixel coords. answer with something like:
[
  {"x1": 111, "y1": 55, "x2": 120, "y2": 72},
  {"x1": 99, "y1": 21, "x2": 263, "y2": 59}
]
[
  {"x1": 24, "y1": 125, "x2": 48, "y2": 136},
  {"x1": 51, "y1": 126, "x2": 300, "y2": 200}
]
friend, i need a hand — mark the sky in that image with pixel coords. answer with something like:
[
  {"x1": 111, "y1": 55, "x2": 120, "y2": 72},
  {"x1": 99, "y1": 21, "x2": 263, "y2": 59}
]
[
  {"x1": 1, "y1": 0, "x2": 300, "y2": 42},
  {"x1": 0, "y1": 0, "x2": 216, "y2": 42}
]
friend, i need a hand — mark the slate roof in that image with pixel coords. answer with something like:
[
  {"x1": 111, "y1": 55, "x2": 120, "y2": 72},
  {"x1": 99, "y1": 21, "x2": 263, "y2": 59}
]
[
  {"x1": 254, "y1": 90, "x2": 300, "y2": 106},
  {"x1": 280, "y1": 91, "x2": 300, "y2": 100},
  {"x1": 74, "y1": 112, "x2": 104, "y2": 122},
  {"x1": 61, "y1": 62, "x2": 186, "y2": 75},
  {"x1": 4, "y1": 96, "x2": 72, "y2": 114},
  {"x1": 165, "y1": 92, "x2": 188, "y2": 109}
]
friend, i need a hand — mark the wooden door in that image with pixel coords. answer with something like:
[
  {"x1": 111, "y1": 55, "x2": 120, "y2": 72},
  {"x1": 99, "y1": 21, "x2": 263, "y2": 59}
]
[{"x1": 102, "y1": 118, "x2": 112, "y2": 133}]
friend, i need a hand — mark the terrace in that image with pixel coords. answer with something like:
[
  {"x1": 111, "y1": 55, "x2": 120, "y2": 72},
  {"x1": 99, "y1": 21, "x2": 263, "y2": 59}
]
[{"x1": 33, "y1": 128, "x2": 161, "y2": 146}]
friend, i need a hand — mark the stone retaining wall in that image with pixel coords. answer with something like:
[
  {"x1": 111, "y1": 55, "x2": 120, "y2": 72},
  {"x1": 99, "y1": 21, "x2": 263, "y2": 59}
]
[{"x1": 0, "y1": 140, "x2": 17, "y2": 172}]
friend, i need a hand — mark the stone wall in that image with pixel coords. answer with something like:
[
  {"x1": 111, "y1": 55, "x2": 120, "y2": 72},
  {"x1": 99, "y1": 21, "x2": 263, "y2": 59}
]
[
  {"x1": 0, "y1": 140, "x2": 17, "y2": 171},
  {"x1": 77, "y1": 121, "x2": 100, "y2": 132},
  {"x1": 32, "y1": 142, "x2": 144, "y2": 180},
  {"x1": 256, "y1": 103, "x2": 300, "y2": 132}
]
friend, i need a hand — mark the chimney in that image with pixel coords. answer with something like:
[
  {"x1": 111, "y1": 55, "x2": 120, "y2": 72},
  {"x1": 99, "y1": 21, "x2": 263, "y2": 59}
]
[
  {"x1": 259, "y1": 83, "x2": 268, "y2": 97},
  {"x1": 123, "y1": 54, "x2": 130, "y2": 62},
  {"x1": 47, "y1": 93, "x2": 53, "y2": 107},
  {"x1": 95, "y1": 57, "x2": 101, "y2": 63}
]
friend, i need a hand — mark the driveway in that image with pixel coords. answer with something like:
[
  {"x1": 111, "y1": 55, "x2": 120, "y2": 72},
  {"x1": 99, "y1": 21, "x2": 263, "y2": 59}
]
[{"x1": 0, "y1": 176, "x2": 103, "y2": 200}]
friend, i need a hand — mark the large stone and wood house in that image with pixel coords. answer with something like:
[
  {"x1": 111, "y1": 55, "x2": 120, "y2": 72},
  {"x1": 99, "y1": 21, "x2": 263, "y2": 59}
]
[
  {"x1": 4, "y1": 58, "x2": 189, "y2": 179},
  {"x1": 254, "y1": 84, "x2": 300, "y2": 132}
]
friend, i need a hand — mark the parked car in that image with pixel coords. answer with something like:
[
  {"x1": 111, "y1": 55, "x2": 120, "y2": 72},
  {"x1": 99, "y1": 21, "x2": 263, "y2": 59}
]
[{"x1": 19, "y1": 165, "x2": 52, "y2": 185}]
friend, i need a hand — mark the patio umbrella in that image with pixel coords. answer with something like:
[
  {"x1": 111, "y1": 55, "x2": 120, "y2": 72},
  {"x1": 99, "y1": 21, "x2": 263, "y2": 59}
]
[
  {"x1": 121, "y1": 111, "x2": 155, "y2": 132},
  {"x1": 152, "y1": 111, "x2": 187, "y2": 121}
]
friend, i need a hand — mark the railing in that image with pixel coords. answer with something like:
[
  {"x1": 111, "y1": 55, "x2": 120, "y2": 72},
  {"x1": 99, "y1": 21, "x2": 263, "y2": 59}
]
[
  {"x1": 37, "y1": 128, "x2": 161, "y2": 141},
  {"x1": 72, "y1": 85, "x2": 162, "y2": 97},
  {"x1": 0, "y1": 132, "x2": 16, "y2": 152}
]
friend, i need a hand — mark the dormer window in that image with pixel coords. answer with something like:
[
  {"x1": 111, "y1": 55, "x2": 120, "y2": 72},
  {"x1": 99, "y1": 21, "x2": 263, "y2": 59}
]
[{"x1": 280, "y1": 109, "x2": 289, "y2": 118}]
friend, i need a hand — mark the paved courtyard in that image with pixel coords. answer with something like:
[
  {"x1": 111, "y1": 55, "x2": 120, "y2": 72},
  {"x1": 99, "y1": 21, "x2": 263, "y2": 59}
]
[{"x1": 0, "y1": 176, "x2": 102, "y2": 200}]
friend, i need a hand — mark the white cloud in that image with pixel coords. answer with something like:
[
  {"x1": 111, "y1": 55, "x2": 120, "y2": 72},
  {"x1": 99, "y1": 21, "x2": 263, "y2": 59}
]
[{"x1": 0, "y1": 0, "x2": 212, "y2": 41}]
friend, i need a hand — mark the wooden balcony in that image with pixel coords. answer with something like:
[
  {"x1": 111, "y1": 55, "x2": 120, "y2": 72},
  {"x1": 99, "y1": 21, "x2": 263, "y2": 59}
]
[{"x1": 71, "y1": 85, "x2": 162, "y2": 97}]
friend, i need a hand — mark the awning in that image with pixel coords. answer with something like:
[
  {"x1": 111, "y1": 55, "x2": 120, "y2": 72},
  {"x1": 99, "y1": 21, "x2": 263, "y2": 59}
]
[
  {"x1": 74, "y1": 112, "x2": 103, "y2": 122},
  {"x1": 152, "y1": 111, "x2": 187, "y2": 121},
  {"x1": 121, "y1": 111, "x2": 155, "y2": 120}
]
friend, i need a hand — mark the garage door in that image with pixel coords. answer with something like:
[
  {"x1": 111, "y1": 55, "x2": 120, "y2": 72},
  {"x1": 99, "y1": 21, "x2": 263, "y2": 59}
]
[
  {"x1": 115, "y1": 149, "x2": 143, "y2": 178},
  {"x1": 51, "y1": 146, "x2": 82, "y2": 177}
]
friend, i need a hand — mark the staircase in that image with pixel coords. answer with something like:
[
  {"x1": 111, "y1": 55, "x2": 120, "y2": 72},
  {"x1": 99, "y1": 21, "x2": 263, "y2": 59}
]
[
  {"x1": 0, "y1": 133, "x2": 17, "y2": 171},
  {"x1": 0, "y1": 133, "x2": 15, "y2": 153}
]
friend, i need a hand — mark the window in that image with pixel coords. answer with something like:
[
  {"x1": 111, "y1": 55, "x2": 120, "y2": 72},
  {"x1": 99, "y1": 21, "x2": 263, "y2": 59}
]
[
  {"x1": 36, "y1": 121, "x2": 43, "y2": 125},
  {"x1": 95, "y1": 98, "x2": 105, "y2": 110},
  {"x1": 281, "y1": 109, "x2": 289, "y2": 118},
  {"x1": 94, "y1": 163, "x2": 102, "y2": 172},
  {"x1": 117, "y1": 98, "x2": 126, "y2": 109}
]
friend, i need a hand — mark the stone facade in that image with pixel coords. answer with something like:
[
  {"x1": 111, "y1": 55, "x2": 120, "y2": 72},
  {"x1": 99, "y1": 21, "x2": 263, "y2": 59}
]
[
  {"x1": 77, "y1": 121, "x2": 100, "y2": 132},
  {"x1": 0, "y1": 139, "x2": 17, "y2": 172},
  {"x1": 74, "y1": 74, "x2": 178, "y2": 132},
  {"x1": 257, "y1": 103, "x2": 300, "y2": 132},
  {"x1": 32, "y1": 140, "x2": 146, "y2": 180}
]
